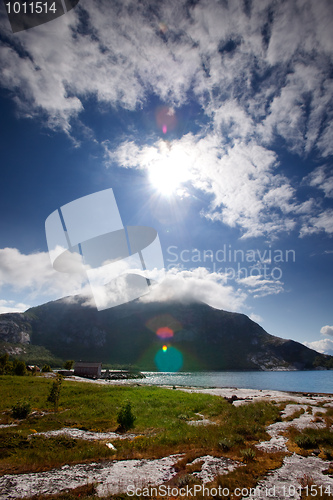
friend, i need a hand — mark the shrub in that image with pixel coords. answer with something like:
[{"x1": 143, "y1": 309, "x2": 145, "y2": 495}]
[
  {"x1": 13, "y1": 360, "x2": 27, "y2": 376},
  {"x1": 11, "y1": 400, "x2": 31, "y2": 419},
  {"x1": 322, "y1": 448, "x2": 333, "y2": 460},
  {"x1": 0, "y1": 353, "x2": 12, "y2": 374},
  {"x1": 63, "y1": 360, "x2": 75, "y2": 370},
  {"x1": 294, "y1": 429, "x2": 333, "y2": 449},
  {"x1": 218, "y1": 438, "x2": 234, "y2": 451},
  {"x1": 42, "y1": 364, "x2": 52, "y2": 372},
  {"x1": 47, "y1": 374, "x2": 63, "y2": 412},
  {"x1": 176, "y1": 474, "x2": 196, "y2": 487},
  {"x1": 294, "y1": 434, "x2": 318, "y2": 449},
  {"x1": 240, "y1": 448, "x2": 256, "y2": 462},
  {"x1": 117, "y1": 402, "x2": 136, "y2": 432}
]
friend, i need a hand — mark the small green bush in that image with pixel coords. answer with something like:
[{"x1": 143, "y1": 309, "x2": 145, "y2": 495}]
[
  {"x1": 240, "y1": 448, "x2": 256, "y2": 462},
  {"x1": 218, "y1": 438, "x2": 234, "y2": 451},
  {"x1": 11, "y1": 400, "x2": 31, "y2": 419},
  {"x1": 13, "y1": 360, "x2": 27, "y2": 376},
  {"x1": 42, "y1": 364, "x2": 52, "y2": 372},
  {"x1": 117, "y1": 402, "x2": 136, "y2": 432},
  {"x1": 294, "y1": 434, "x2": 318, "y2": 449},
  {"x1": 176, "y1": 474, "x2": 196, "y2": 487},
  {"x1": 63, "y1": 360, "x2": 75, "y2": 370},
  {"x1": 293, "y1": 428, "x2": 333, "y2": 450},
  {"x1": 47, "y1": 374, "x2": 63, "y2": 412}
]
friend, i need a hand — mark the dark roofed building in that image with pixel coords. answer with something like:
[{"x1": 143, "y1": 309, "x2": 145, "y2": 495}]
[{"x1": 74, "y1": 362, "x2": 102, "y2": 378}]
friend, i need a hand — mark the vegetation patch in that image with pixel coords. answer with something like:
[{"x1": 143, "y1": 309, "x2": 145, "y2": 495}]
[
  {"x1": 11, "y1": 400, "x2": 31, "y2": 419},
  {"x1": 0, "y1": 375, "x2": 281, "y2": 476},
  {"x1": 283, "y1": 407, "x2": 305, "y2": 422},
  {"x1": 287, "y1": 425, "x2": 333, "y2": 457}
]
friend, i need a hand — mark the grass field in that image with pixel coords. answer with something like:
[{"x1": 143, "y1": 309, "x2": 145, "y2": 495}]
[{"x1": 3, "y1": 375, "x2": 331, "y2": 499}]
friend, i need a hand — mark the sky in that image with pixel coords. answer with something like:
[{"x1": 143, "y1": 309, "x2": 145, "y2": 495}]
[{"x1": 0, "y1": 0, "x2": 332, "y2": 355}]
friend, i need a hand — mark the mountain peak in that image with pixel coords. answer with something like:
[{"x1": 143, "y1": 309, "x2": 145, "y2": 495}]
[{"x1": 1, "y1": 298, "x2": 331, "y2": 371}]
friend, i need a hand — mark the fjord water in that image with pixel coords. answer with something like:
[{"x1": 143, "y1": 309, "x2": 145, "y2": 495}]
[{"x1": 141, "y1": 371, "x2": 333, "y2": 394}]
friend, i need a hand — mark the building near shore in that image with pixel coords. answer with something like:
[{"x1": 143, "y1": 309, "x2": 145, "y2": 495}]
[{"x1": 74, "y1": 362, "x2": 102, "y2": 378}]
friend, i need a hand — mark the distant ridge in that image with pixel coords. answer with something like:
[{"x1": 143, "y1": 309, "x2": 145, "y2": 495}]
[{"x1": 0, "y1": 297, "x2": 331, "y2": 371}]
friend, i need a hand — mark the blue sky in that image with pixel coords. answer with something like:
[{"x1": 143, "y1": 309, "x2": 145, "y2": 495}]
[{"x1": 0, "y1": 0, "x2": 333, "y2": 354}]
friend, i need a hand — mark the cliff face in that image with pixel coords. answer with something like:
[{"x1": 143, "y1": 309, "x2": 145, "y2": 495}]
[
  {"x1": 0, "y1": 313, "x2": 31, "y2": 344},
  {"x1": 0, "y1": 298, "x2": 331, "y2": 371}
]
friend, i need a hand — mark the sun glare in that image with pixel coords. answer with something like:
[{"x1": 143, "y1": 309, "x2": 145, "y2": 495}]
[{"x1": 148, "y1": 150, "x2": 190, "y2": 196}]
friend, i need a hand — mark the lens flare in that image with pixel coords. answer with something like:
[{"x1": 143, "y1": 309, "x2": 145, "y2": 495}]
[
  {"x1": 155, "y1": 346, "x2": 183, "y2": 372},
  {"x1": 159, "y1": 22, "x2": 168, "y2": 34},
  {"x1": 156, "y1": 107, "x2": 177, "y2": 135},
  {"x1": 146, "y1": 314, "x2": 182, "y2": 335},
  {"x1": 156, "y1": 326, "x2": 174, "y2": 339}
]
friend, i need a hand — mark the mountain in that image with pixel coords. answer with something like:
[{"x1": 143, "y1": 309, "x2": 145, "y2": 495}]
[{"x1": 0, "y1": 297, "x2": 331, "y2": 371}]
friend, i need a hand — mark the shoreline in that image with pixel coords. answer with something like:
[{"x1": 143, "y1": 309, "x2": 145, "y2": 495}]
[{"x1": 62, "y1": 375, "x2": 333, "y2": 405}]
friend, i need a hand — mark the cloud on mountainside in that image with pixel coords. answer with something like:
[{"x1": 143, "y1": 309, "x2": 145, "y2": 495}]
[
  {"x1": 304, "y1": 326, "x2": 333, "y2": 356},
  {"x1": 304, "y1": 338, "x2": 333, "y2": 356},
  {"x1": 0, "y1": 247, "x2": 86, "y2": 301},
  {"x1": 0, "y1": 247, "x2": 283, "y2": 313},
  {"x1": 0, "y1": 0, "x2": 332, "y2": 238}
]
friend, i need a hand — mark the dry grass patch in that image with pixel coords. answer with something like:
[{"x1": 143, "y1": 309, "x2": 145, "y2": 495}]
[
  {"x1": 212, "y1": 450, "x2": 285, "y2": 499},
  {"x1": 283, "y1": 407, "x2": 305, "y2": 422}
]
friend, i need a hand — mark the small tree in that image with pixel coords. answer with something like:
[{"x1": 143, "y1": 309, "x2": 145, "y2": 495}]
[
  {"x1": 42, "y1": 364, "x2": 52, "y2": 373},
  {"x1": 11, "y1": 400, "x2": 31, "y2": 419},
  {"x1": 13, "y1": 360, "x2": 27, "y2": 376},
  {"x1": 63, "y1": 360, "x2": 75, "y2": 370},
  {"x1": 0, "y1": 354, "x2": 11, "y2": 375},
  {"x1": 117, "y1": 402, "x2": 136, "y2": 432},
  {"x1": 47, "y1": 374, "x2": 63, "y2": 412}
]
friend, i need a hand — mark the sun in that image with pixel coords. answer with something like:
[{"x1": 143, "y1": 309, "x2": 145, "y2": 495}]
[{"x1": 147, "y1": 146, "x2": 191, "y2": 196}]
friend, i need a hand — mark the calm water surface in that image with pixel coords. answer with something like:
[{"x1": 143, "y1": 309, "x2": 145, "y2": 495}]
[{"x1": 140, "y1": 371, "x2": 333, "y2": 394}]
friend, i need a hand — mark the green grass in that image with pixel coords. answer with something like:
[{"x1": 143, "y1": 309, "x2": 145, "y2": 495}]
[
  {"x1": 0, "y1": 375, "x2": 281, "y2": 476},
  {"x1": 287, "y1": 407, "x2": 333, "y2": 459}
]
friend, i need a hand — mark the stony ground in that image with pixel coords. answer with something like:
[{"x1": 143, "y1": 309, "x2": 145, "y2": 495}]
[{"x1": 0, "y1": 385, "x2": 332, "y2": 499}]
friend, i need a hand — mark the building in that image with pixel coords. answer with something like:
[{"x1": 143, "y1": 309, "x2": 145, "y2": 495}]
[
  {"x1": 74, "y1": 362, "x2": 102, "y2": 378},
  {"x1": 27, "y1": 365, "x2": 41, "y2": 373}
]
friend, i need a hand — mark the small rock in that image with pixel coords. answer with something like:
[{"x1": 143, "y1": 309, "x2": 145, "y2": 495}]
[{"x1": 106, "y1": 443, "x2": 117, "y2": 450}]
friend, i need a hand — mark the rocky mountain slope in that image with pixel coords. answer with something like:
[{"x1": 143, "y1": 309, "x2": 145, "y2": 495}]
[{"x1": 0, "y1": 297, "x2": 331, "y2": 370}]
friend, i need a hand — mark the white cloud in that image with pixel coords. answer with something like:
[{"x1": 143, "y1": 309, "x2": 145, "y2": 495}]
[
  {"x1": 249, "y1": 313, "x2": 264, "y2": 324},
  {"x1": 0, "y1": 0, "x2": 331, "y2": 150},
  {"x1": 0, "y1": 247, "x2": 86, "y2": 301},
  {"x1": 300, "y1": 209, "x2": 333, "y2": 237},
  {"x1": 304, "y1": 338, "x2": 333, "y2": 356},
  {"x1": 110, "y1": 134, "x2": 303, "y2": 238},
  {"x1": 306, "y1": 166, "x2": 333, "y2": 198},
  {"x1": 0, "y1": 299, "x2": 31, "y2": 314},
  {"x1": 0, "y1": 248, "x2": 256, "y2": 313},
  {"x1": 236, "y1": 274, "x2": 284, "y2": 299},
  {"x1": 320, "y1": 325, "x2": 333, "y2": 337},
  {"x1": 139, "y1": 266, "x2": 246, "y2": 312},
  {"x1": 0, "y1": 0, "x2": 332, "y2": 237}
]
